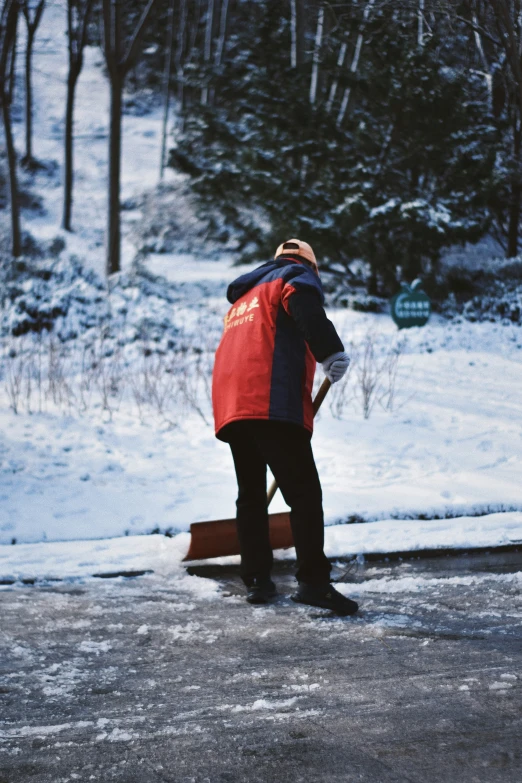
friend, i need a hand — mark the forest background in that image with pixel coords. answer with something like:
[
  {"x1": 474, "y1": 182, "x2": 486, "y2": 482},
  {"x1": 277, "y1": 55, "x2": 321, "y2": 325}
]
[{"x1": 2, "y1": 0, "x2": 522, "y2": 318}]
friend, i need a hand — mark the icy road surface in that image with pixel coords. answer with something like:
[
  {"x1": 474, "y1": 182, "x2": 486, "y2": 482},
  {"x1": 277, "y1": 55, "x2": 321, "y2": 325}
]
[{"x1": 1, "y1": 551, "x2": 521, "y2": 782}]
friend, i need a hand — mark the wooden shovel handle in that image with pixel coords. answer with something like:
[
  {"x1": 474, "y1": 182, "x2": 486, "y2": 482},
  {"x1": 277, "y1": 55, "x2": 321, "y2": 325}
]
[{"x1": 266, "y1": 377, "x2": 332, "y2": 507}]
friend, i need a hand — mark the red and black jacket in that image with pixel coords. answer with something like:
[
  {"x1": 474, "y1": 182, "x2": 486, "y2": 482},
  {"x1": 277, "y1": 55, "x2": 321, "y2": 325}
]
[{"x1": 212, "y1": 256, "x2": 344, "y2": 441}]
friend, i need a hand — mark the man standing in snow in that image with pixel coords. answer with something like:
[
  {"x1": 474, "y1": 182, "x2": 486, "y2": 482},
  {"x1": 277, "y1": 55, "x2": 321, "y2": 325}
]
[{"x1": 212, "y1": 240, "x2": 358, "y2": 616}]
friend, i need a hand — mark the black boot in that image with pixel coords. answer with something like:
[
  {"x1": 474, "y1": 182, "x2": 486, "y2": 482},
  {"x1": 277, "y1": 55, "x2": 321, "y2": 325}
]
[
  {"x1": 246, "y1": 577, "x2": 277, "y2": 605},
  {"x1": 291, "y1": 583, "x2": 358, "y2": 616}
]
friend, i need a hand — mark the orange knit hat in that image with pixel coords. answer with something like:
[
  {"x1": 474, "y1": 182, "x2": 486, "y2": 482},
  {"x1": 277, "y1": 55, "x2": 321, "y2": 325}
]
[{"x1": 274, "y1": 239, "x2": 318, "y2": 274}]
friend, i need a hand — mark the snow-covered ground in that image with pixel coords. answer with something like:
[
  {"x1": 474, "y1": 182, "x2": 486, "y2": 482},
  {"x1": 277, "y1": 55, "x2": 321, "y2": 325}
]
[
  {"x1": 2, "y1": 1, "x2": 522, "y2": 573},
  {"x1": 2, "y1": 308, "x2": 522, "y2": 554}
]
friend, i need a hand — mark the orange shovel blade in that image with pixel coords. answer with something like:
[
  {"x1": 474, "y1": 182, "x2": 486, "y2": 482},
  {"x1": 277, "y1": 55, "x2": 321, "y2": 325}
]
[{"x1": 183, "y1": 511, "x2": 293, "y2": 561}]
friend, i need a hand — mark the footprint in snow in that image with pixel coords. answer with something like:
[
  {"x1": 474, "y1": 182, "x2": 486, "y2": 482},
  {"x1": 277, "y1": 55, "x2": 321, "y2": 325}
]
[{"x1": 102, "y1": 463, "x2": 124, "y2": 473}]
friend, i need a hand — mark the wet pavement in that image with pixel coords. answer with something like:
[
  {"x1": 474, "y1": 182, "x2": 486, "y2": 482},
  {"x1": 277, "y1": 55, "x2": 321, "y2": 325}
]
[{"x1": 1, "y1": 550, "x2": 521, "y2": 782}]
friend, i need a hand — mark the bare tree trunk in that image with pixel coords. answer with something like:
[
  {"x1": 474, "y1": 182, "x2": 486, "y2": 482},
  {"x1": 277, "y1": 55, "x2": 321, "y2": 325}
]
[
  {"x1": 62, "y1": 0, "x2": 94, "y2": 231},
  {"x1": 309, "y1": 3, "x2": 324, "y2": 105},
  {"x1": 508, "y1": 116, "x2": 521, "y2": 257},
  {"x1": 326, "y1": 38, "x2": 348, "y2": 113},
  {"x1": 488, "y1": 0, "x2": 522, "y2": 256},
  {"x1": 201, "y1": 0, "x2": 214, "y2": 105},
  {"x1": 418, "y1": 0, "x2": 425, "y2": 47},
  {"x1": 214, "y1": 0, "x2": 229, "y2": 68},
  {"x1": 24, "y1": 28, "x2": 34, "y2": 162},
  {"x1": 184, "y1": 0, "x2": 202, "y2": 111},
  {"x1": 1, "y1": 0, "x2": 21, "y2": 257},
  {"x1": 104, "y1": 0, "x2": 122, "y2": 276},
  {"x1": 189, "y1": 0, "x2": 201, "y2": 54},
  {"x1": 7, "y1": 23, "x2": 16, "y2": 103},
  {"x1": 290, "y1": 0, "x2": 297, "y2": 68},
  {"x1": 471, "y1": 6, "x2": 493, "y2": 109},
  {"x1": 295, "y1": 0, "x2": 307, "y2": 66},
  {"x1": 175, "y1": 0, "x2": 188, "y2": 121},
  {"x1": 337, "y1": 0, "x2": 375, "y2": 127},
  {"x1": 102, "y1": 0, "x2": 159, "y2": 275},
  {"x1": 62, "y1": 71, "x2": 77, "y2": 230},
  {"x1": 208, "y1": 0, "x2": 229, "y2": 105},
  {"x1": 21, "y1": 1, "x2": 45, "y2": 166},
  {"x1": 2, "y1": 93, "x2": 21, "y2": 256},
  {"x1": 160, "y1": 0, "x2": 175, "y2": 179},
  {"x1": 108, "y1": 73, "x2": 123, "y2": 274}
]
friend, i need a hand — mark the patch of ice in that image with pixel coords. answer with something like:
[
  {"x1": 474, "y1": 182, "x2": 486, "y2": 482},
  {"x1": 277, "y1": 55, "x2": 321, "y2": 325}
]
[
  {"x1": 106, "y1": 728, "x2": 138, "y2": 742},
  {"x1": 168, "y1": 622, "x2": 202, "y2": 640},
  {"x1": 337, "y1": 571, "x2": 522, "y2": 596},
  {"x1": 228, "y1": 697, "x2": 299, "y2": 713},
  {"x1": 10, "y1": 645, "x2": 33, "y2": 659},
  {"x1": 79, "y1": 640, "x2": 112, "y2": 655},
  {"x1": 37, "y1": 661, "x2": 84, "y2": 698},
  {"x1": 0, "y1": 721, "x2": 93, "y2": 740}
]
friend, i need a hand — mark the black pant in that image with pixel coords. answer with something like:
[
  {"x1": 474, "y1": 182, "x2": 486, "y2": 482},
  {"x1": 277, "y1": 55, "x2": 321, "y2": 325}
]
[{"x1": 227, "y1": 420, "x2": 331, "y2": 586}]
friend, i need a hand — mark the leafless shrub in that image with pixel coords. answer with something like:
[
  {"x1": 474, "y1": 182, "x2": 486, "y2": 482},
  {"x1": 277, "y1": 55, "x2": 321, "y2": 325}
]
[
  {"x1": 132, "y1": 349, "x2": 180, "y2": 426},
  {"x1": 129, "y1": 368, "x2": 147, "y2": 424},
  {"x1": 355, "y1": 331, "x2": 408, "y2": 419},
  {"x1": 78, "y1": 342, "x2": 99, "y2": 412},
  {"x1": 1, "y1": 322, "x2": 411, "y2": 426},
  {"x1": 196, "y1": 339, "x2": 217, "y2": 408},
  {"x1": 4, "y1": 344, "x2": 25, "y2": 414},
  {"x1": 46, "y1": 338, "x2": 76, "y2": 411},
  {"x1": 356, "y1": 332, "x2": 382, "y2": 419},
  {"x1": 33, "y1": 333, "x2": 45, "y2": 413},
  {"x1": 24, "y1": 354, "x2": 33, "y2": 414},
  {"x1": 97, "y1": 338, "x2": 125, "y2": 419},
  {"x1": 326, "y1": 330, "x2": 409, "y2": 420},
  {"x1": 177, "y1": 352, "x2": 211, "y2": 425},
  {"x1": 329, "y1": 343, "x2": 357, "y2": 419},
  {"x1": 377, "y1": 339, "x2": 406, "y2": 413},
  {"x1": 0, "y1": 329, "x2": 216, "y2": 426},
  {"x1": 355, "y1": 331, "x2": 406, "y2": 419}
]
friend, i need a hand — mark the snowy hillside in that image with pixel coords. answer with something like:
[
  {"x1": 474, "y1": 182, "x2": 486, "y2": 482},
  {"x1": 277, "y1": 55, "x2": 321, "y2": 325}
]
[
  {"x1": 2, "y1": 304, "x2": 522, "y2": 550},
  {"x1": 1, "y1": 1, "x2": 522, "y2": 563}
]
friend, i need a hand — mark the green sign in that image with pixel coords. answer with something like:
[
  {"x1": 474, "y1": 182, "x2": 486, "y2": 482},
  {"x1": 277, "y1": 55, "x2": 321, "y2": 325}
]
[{"x1": 391, "y1": 280, "x2": 431, "y2": 329}]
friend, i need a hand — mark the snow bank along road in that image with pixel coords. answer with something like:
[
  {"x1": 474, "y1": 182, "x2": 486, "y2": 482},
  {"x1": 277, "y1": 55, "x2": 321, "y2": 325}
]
[{"x1": 1, "y1": 551, "x2": 521, "y2": 782}]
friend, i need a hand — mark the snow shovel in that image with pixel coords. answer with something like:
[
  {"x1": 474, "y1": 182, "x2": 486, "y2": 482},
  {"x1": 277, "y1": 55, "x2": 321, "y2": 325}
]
[{"x1": 183, "y1": 378, "x2": 332, "y2": 561}]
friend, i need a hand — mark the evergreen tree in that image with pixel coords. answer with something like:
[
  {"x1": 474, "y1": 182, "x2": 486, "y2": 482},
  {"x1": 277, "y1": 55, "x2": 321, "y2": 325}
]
[{"x1": 170, "y1": 0, "x2": 498, "y2": 294}]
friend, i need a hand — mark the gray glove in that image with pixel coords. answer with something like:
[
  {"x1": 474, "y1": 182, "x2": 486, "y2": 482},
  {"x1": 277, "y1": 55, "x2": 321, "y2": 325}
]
[{"x1": 321, "y1": 351, "x2": 350, "y2": 383}]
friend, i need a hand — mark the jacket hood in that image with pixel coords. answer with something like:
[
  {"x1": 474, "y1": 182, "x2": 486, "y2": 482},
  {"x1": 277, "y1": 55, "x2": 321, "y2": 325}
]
[{"x1": 227, "y1": 259, "x2": 321, "y2": 304}]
